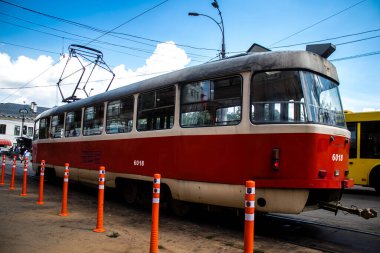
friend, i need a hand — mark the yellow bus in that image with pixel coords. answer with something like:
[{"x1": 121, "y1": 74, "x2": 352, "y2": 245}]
[{"x1": 345, "y1": 111, "x2": 380, "y2": 193}]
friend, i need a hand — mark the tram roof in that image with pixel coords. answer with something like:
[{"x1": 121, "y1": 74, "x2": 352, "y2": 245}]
[{"x1": 36, "y1": 50, "x2": 338, "y2": 120}]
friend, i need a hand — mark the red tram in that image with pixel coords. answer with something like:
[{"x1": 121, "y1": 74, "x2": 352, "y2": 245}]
[{"x1": 32, "y1": 44, "x2": 353, "y2": 214}]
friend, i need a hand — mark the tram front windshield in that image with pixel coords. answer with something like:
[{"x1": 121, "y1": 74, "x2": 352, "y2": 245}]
[{"x1": 250, "y1": 70, "x2": 345, "y2": 127}]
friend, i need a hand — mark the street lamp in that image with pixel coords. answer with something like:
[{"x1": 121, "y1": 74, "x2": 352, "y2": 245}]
[
  {"x1": 19, "y1": 102, "x2": 38, "y2": 138},
  {"x1": 188, "y1": 0, "x2": 226, "y2": 59}
]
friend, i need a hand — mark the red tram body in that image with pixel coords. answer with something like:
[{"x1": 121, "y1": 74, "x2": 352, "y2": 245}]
[{"x1": 32, "y1": 48, "x2": 353, "y2": 214}]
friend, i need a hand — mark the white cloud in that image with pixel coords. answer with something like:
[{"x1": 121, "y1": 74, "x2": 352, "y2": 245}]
[
  {"x1": 0, "y1": 42, "x2": 190, "y2": 108},
  {"x1": 342, "y1": 95, "x2": 380, "y2": 113}
]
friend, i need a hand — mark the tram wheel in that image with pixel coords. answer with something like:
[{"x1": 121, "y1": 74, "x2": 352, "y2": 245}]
[
  {"x1": 170, "y1": 199, "x2": 191, "y2": 217},
  {"x1": 119, "y1": 180, "x2": 138, "y2": 204}
]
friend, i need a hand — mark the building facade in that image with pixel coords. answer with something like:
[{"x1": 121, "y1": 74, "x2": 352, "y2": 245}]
[{"x1": 0, "y1": 103, "x2": 50, "y2": 147}]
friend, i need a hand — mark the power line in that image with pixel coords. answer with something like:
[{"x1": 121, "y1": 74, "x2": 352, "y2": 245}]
[
  {"x1": 0, "y1": 41, "x2": 60, "y2": 55},
  {"x1": 0, "y1": 58, "x2": 64, "y2": 102},
  {"x1": 0, "y1": 11, "x2": 159, "y2": 49},
  {"x1": 271, "y1": 28, "x2": 380, "y2": 49},
  {"x1": 85, "y1": 0, "x2": 169, "y2": 46},
  {"x1": 330, "y1": 50, "x2": 380, "y2": 62},
  {"x1": 336, "y1": 35, "x2": 380, "y2": 46},
  {"x1": 270, "y1": 0, "x2": 367, "y2": 46},
  {"x1": 0, "y1": 14, "x2": 209, "y2": 61},
  {"x1": 0, "y1": 70, "x2": 175, "y2": 91},
  {"x1": 0, "y1": 0, "x2": 218, "y2": 52},
  {"x1": 0, "y1": 19, "x2": 206, "y2": 63}
]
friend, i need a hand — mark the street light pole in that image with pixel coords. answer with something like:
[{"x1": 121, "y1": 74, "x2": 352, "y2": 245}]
[
  {"x1": 19, "y1": 108, "x2": 28, "y2": 138},
  {"x1": 188, "y1": 0, "x2": 226, "y2": 59},
  {"x1": 19, "y1": 102, "x2": 38, "y2": 138}
]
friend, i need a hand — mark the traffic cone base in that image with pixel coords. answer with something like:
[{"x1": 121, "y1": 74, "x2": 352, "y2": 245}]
[{"x1": 93, "y1": 228, "x2": 106, "y2": 233}]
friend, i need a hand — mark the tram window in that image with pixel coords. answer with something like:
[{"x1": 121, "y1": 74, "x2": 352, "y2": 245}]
[
  {"x1": 83, "y1": 104, "x2": 104, "y2": 136},
  {"x1": 347, "y1": 122, "x2": 357, "y2": 158},
  {"x1": 106, "y1": 96, "x2": 134, "y2": 134},
  {"x1": 33, "y1": 120, "x2": 39, "y2": 140},
  {"x1": 251, "y1": 71, "x2": 306, "y2": 123},
  {"x1": 137, "y1": 86, "x2": 175, "y2": 131},
  {"x1": 65, "y1": 110, "x2": 82, "y2": 137},
  {"x1": 180, "y1": 76, "x2": 242, "y2": 127},
  {"x1": 38, "y1": 117, "x2": 50, "y2": 139},
  {"x1": 302, "y1": 72, "x2": 345, "y2": 127},
  {"x1": 51, "y1": 114, "x2": 64, "y2": 138},
  {"x1": 360, "y1": 121, "x2": 380, "y2": 159}
]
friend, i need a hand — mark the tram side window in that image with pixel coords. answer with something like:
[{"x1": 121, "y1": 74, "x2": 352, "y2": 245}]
[
  {"x1": 360, "y1": 121, "x2": 380, "y2": 159},
  {"x1": 347, "y1": 122, "x2": 357, "y2": 158},
  {"x1": 65, "y1": 110, "x2": 82, "y2": 137},
  {"x1": 251, "y1": 71, "x2": 306, "y2": 123},
  {"x1": 83, "y1": 104, "x2": 104, "y2": 136},
  {"x1": 180, "y1": 76, "x2": 242, "y2": 127},
  {"x1": 106, "y1": 96, "x2": 134, "y2": 134},
  {"x1": 51, "y1": 114, "x2": 64, "y2": 138},
  {"x1": 137, "y1": 86, "x2": 175, "y2": 131},
  {"x1": 38, "y1": 117, "x2": 50, "y2": 139},
  {"x1": 33, "y1": 120, "x2": 39, "y2": 140}
]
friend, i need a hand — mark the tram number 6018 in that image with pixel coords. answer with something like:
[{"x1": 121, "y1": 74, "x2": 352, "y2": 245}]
[
  {"x1": 332, "y1": 154, "x2": 343, "y2": 162},
  {"x1": 133, "y1": 160, "x2": 145, "y2": 166}
]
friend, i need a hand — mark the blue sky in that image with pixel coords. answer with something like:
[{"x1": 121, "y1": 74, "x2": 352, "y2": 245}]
[{"x1": 0, "y1": 0, "x2": 379, "y2": 111}]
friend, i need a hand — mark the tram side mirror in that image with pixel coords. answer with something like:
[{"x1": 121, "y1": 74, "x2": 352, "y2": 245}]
[{"x1": 306, "y1": 43, "x2": 336, "y2": 59}]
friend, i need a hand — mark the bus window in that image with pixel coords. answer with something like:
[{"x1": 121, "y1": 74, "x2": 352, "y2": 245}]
[
  {"x1": 137, "y1": 86, "x2": 175, "y2": 131},
  {"x1": 106, "y1": 96, "x2": 134, "y2": 134},
  {"x1": 65, "y1": 110, "x2": 82, "y2": 137},
  {"x1": 181, "y1": 76, "x2": 242, "y2": 127},
  {"x1": 51, "y1": 115, "x2": 64, "y2": 138},
  {"x1": 83, "y1": 104, "x2": 104, "y2": 136},
  {"x1": 360, "y1": 121, "x2": 380, "y2": 159},
  {"x1": 251, "y1": 71, "x2": 306, "y2": 123},
  {"x1": 347, "y1": 122, "x2": 357, "y2": 158}
]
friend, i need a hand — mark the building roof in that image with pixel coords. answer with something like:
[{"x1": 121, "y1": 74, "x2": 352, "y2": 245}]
[{"x1": 0, "y1": 103, "x2": 50, "y2": 121}]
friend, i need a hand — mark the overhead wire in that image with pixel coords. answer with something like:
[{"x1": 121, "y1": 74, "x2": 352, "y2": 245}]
[
  {"x1": 0, "y1": 0, "x2": 218, "y2": 52},
  {"x1": 0, "y1": 13, "x2": 209, "y2": 61},
  {"x1": 84, "y1": 0, "x2": 169, "y2": 46},
  {"x1": 0, "y1": 41, "x2": 60, "y2": 55},
  {"x1": 0, "y1": 18, "x2": 206, "y2": 63},
  {"x1": 330, "y1": 50, "x2": 380, "y2": 62},
  {"x1": 271, "y1": 28, "x2": 380, "y2": 49},
  {"x1": 0, "y1": 70, "x2": 176, "y2": 90},
  {"x1": 0, "y1": 58, "x2": 64, "y2": 102},
  {"x1": 269, "y1": 0, "x2": 367, "y2": 46},
  {"x1": 335, "y1": 35, "x2": 380, "y2": 46}
]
